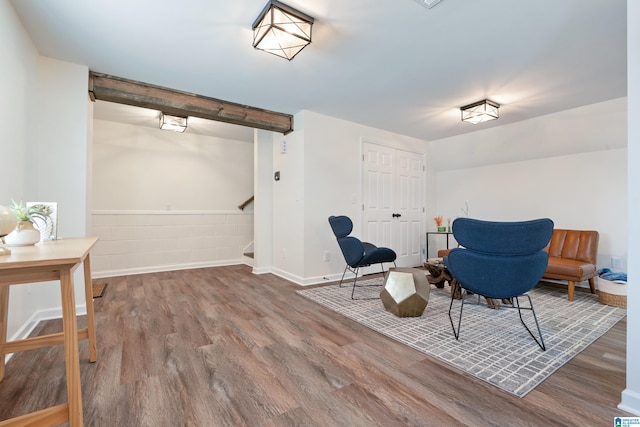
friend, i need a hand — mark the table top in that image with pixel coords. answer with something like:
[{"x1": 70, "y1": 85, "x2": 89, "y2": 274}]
[{"x1": 0, "y1": 237, "x2": 99, "y2": 270}]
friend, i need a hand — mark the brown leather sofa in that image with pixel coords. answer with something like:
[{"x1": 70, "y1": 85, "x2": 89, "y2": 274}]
[{"x1": 543, "y1": 229, "x2": 599, "y2": 301}]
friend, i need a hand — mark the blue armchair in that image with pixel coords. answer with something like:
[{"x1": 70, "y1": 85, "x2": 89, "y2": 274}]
[
  {"x1": 328, "y1": 215, "x2": 397, "y2": 299},
  {"x1": 444, "y1": 217, "x2": 553, "y2": 350}
]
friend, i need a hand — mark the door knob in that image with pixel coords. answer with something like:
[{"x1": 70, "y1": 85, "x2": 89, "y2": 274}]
[{"x1": 392, "y1": 213, "x2": 402, "y2": 218}]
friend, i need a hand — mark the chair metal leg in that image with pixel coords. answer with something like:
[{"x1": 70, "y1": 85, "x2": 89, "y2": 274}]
[
  {"x1": 350, "y1": 267, "x2": 383, "y2": 300},
  {"x1": 338, "y1": 265, "x2": 349, "y2": 287},
  {"x1": 515, "y1": 295, "x2": 546, "y2": 351},
  {"x1": 350, "y1": 262, "x2": 395, "y2": 300},
  {"x1": 379, "y1": 261, "x2": 397, "y2": 277},
  {"x1": 350, "y1": 267, "x2": 360, "y2": 299},
  {"x1": 448, "y1": 293, "x2": 465, "y2": 340},
  {"x1": 448, "y1": 293, "x2": 545, "y2": 351}
]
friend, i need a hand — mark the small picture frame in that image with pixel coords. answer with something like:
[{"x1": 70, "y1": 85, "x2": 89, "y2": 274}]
[{"x1": 27, "y1": 202, "x2": 58, "y2": 241}]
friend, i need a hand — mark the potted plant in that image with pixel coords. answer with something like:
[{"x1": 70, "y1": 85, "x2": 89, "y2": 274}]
[
  {"x1": 434, "y1": 215, "x2": 446, "y2": 232},
  {"x1": 4, "y1": 200, "x2": 52, "y2": 246}
]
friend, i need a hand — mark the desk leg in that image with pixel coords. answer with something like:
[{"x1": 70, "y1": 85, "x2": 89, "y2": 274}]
[
  {"x1": 60, "y1": 268, "x2": 84, "y2": 426},
  {"x1": 83, "y1": 255, "x2": 97, "y2": 362},
  {"x1": 0, "y1": 286, "x2": 7, "y2": 381}
]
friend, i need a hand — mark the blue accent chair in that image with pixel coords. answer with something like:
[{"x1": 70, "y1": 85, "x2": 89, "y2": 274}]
[
  {"x1": 328, "y1": 215, "x2": 397, "y2": 299},
  {"x1": 444, "y1": 217, "x2": 553, "y2": 350}
]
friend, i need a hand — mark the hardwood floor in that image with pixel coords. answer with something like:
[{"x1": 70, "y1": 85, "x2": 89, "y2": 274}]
[{"x1": 0, "y1": 265, "x2": 630, "y2": 426}]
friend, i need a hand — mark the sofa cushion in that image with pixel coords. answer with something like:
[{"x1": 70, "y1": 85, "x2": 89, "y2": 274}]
[
  {"x1": 544, "y1": 256, "x2": 597, "y2": 282},
  {"x1": 546, "y1": 229, "x2": 598, "y2": 264}
]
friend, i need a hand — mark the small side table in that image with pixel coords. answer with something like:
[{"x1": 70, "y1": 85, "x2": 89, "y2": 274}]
[
  {"x1": 425, "y1": 231, "x2": 453, "y2": 259},
  {"x1": 0, "y1": 237, "x2": 99, "y2": 426}
]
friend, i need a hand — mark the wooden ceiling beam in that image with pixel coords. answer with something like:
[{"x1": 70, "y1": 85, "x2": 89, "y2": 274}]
[{"x1": 88, "y1": 71, "x2": 293, "y2": 134}]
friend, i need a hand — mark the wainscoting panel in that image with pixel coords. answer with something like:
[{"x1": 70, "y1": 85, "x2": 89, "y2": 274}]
[{"x1": 91, "y1": 210, "x2": 253, "y2": 277}]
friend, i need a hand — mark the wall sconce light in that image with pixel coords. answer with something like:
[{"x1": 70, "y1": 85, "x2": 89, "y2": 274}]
[
  {"x1": 159, "y1": 113, "x2": 188, "y2": 132},
  {"x1": 460, "y1": 99, "x2": 500, "y2": 124},
  {"x1": 252, "y1": 0, "x2": 314, "y2": 61}
]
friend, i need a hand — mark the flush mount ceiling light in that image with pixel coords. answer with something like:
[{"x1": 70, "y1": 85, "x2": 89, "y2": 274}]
[
  {"x1": 413, "y1": 0, "x2": 444, "y2": 9},
  {"x1": 460, "y1": 99, "x2": 500, "y2": 125},
  {"x1": 159, "y1": 113, "x2": 187, "y2": 132},
  {"x1": 252, "y1": 0, "x2": 314, "y2": 61}
]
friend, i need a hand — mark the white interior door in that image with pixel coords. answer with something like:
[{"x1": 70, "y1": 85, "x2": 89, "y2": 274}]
[
  {"x1": 362, "y1": 142, "x2": 424, "y2": 269},
  {"x1": 394, "y1": 149, "x2": 424, "y2": 266}
]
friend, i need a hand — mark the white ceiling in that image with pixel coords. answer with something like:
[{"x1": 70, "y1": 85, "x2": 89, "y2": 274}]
[{"x1": 10, "y1": 0, "x2": 627, "y2": 142}]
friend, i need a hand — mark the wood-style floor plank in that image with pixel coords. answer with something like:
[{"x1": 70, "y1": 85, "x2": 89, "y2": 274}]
[{"x1": 0, "y1": 265, "x2": 631, "y2": 426}]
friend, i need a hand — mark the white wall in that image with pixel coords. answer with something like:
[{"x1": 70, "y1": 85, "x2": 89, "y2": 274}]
[
  {"x1": 431, "y1": 98, "x2": 627, "y2": 172},
  {"x1": 90, "y1": 119, "x2": 255, "y2": 276},
  {"x1": 92, "y1": 120, "x2": 254, "y2": 210},
  {"x1": 0, "y1": 1, "x2": 39, "y2": 339},
  {"x1": 270, "y1": 112, "x2": 306, "y2": 282},
  {"x1": 620, "y1": 0, "x2": 640, "y2": 416},
  {"x1": 431, "y1": 99, "x2": 627, "y2": 269},
  {"x1": 253, "y1": 129, "x2": 274, "y2": 274},
  {"x1": 436, "y1": 149, "x2": 627, "y2": 264},
  {"x1": 1, "y1": 2, "x2": 91, "y2": 340},
  {"x1": 268, "y1": 110, "x2": 428, "y2": 285},
  {"x1": 26, "y1": 56, "x2": 91, "y2": 314}
]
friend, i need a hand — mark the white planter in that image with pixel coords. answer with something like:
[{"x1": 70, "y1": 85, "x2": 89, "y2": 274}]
[
  {"x1": 4, "y1": 221, "x2": 41, "y2": 246},
  {"x1": 597, "y1": 277, "x2": 627, "y2": 308}
]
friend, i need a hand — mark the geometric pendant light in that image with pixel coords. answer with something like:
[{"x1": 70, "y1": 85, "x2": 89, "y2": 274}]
[
  {"x1": 252, "y1": 0, "x2": 314, "y2": 61},
  {"x1": 159, "y1": 113, "x2": 188, "y2": 132},
  {"x1": 460, "y1": 99, "x2": 500, "y2": 124}
]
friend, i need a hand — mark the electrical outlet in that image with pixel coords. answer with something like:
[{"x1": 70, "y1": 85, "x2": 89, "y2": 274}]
[{"x1": 323, "y1": 251, "x2": 330, "y2": 262}]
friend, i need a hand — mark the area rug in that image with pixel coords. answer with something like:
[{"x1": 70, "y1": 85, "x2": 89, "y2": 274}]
[{"x1": 297, "y1": 279, "x2": 626, "y2": 397}]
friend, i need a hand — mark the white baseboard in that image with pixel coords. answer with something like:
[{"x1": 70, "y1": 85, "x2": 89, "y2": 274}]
[
  {"x1": 5, "y1": 304, "x2": 87, "y2": 364},
  {"x1": 252, "y1": 266, "x2": 273, "y2": 275},
  {"x1": 619, "y1": 388, "x2": 640, "y2": 416},
  {"x1": 92, "y1": 259, "x2": 244, "y2": 279},
  {"x1": 269, "y1": 268, "x2": 344, "y2": 286}
]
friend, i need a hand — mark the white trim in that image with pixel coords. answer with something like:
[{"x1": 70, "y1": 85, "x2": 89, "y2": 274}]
[
  {"x1": 93, "y1": 259, "x2": 245, "y2": 279},
  {"x1": 270, "y1": 268, "x2": 344, "y2": 286},
  {"x1": 619, "y1": 389, "x2": 640, "y2": 416},
  {"x1": 270, "y1": 267, "x2": 305, "y2": 285},
  {"x1": 92, "y1": 210, "x2": 251, "y2": 215},
  {"x1": 252, "y1": 266, "x2": 273, "y2": 275}
]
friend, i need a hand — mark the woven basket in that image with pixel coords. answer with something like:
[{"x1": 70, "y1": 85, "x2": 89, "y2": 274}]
[{"x1": 597, "y1": 277, "x2": 627, "y2": 308}]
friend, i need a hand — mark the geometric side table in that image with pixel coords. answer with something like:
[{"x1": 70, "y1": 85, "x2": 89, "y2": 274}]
[{"x1": 380, "y1": 267, "x2": 430, "y2": 317}]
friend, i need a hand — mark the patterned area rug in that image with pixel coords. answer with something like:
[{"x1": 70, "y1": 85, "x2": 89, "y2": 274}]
[{"x1": 297, "y1": 278, "x2": 626, "y2": 397}]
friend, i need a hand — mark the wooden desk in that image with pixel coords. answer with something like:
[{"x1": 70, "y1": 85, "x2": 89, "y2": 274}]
[{"x1": 0, "y1": 237, "x2": 99, "y2": 426}]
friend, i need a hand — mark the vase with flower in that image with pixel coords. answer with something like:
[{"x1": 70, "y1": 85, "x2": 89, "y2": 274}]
[{"x1": 434, "y1": 215, "x2": 446, "y2": 232}]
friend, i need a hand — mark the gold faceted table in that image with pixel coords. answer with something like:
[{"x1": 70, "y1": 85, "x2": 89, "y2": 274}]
[{"x1": 380, "y1": 267, "x2": 430, "y2": 317}]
